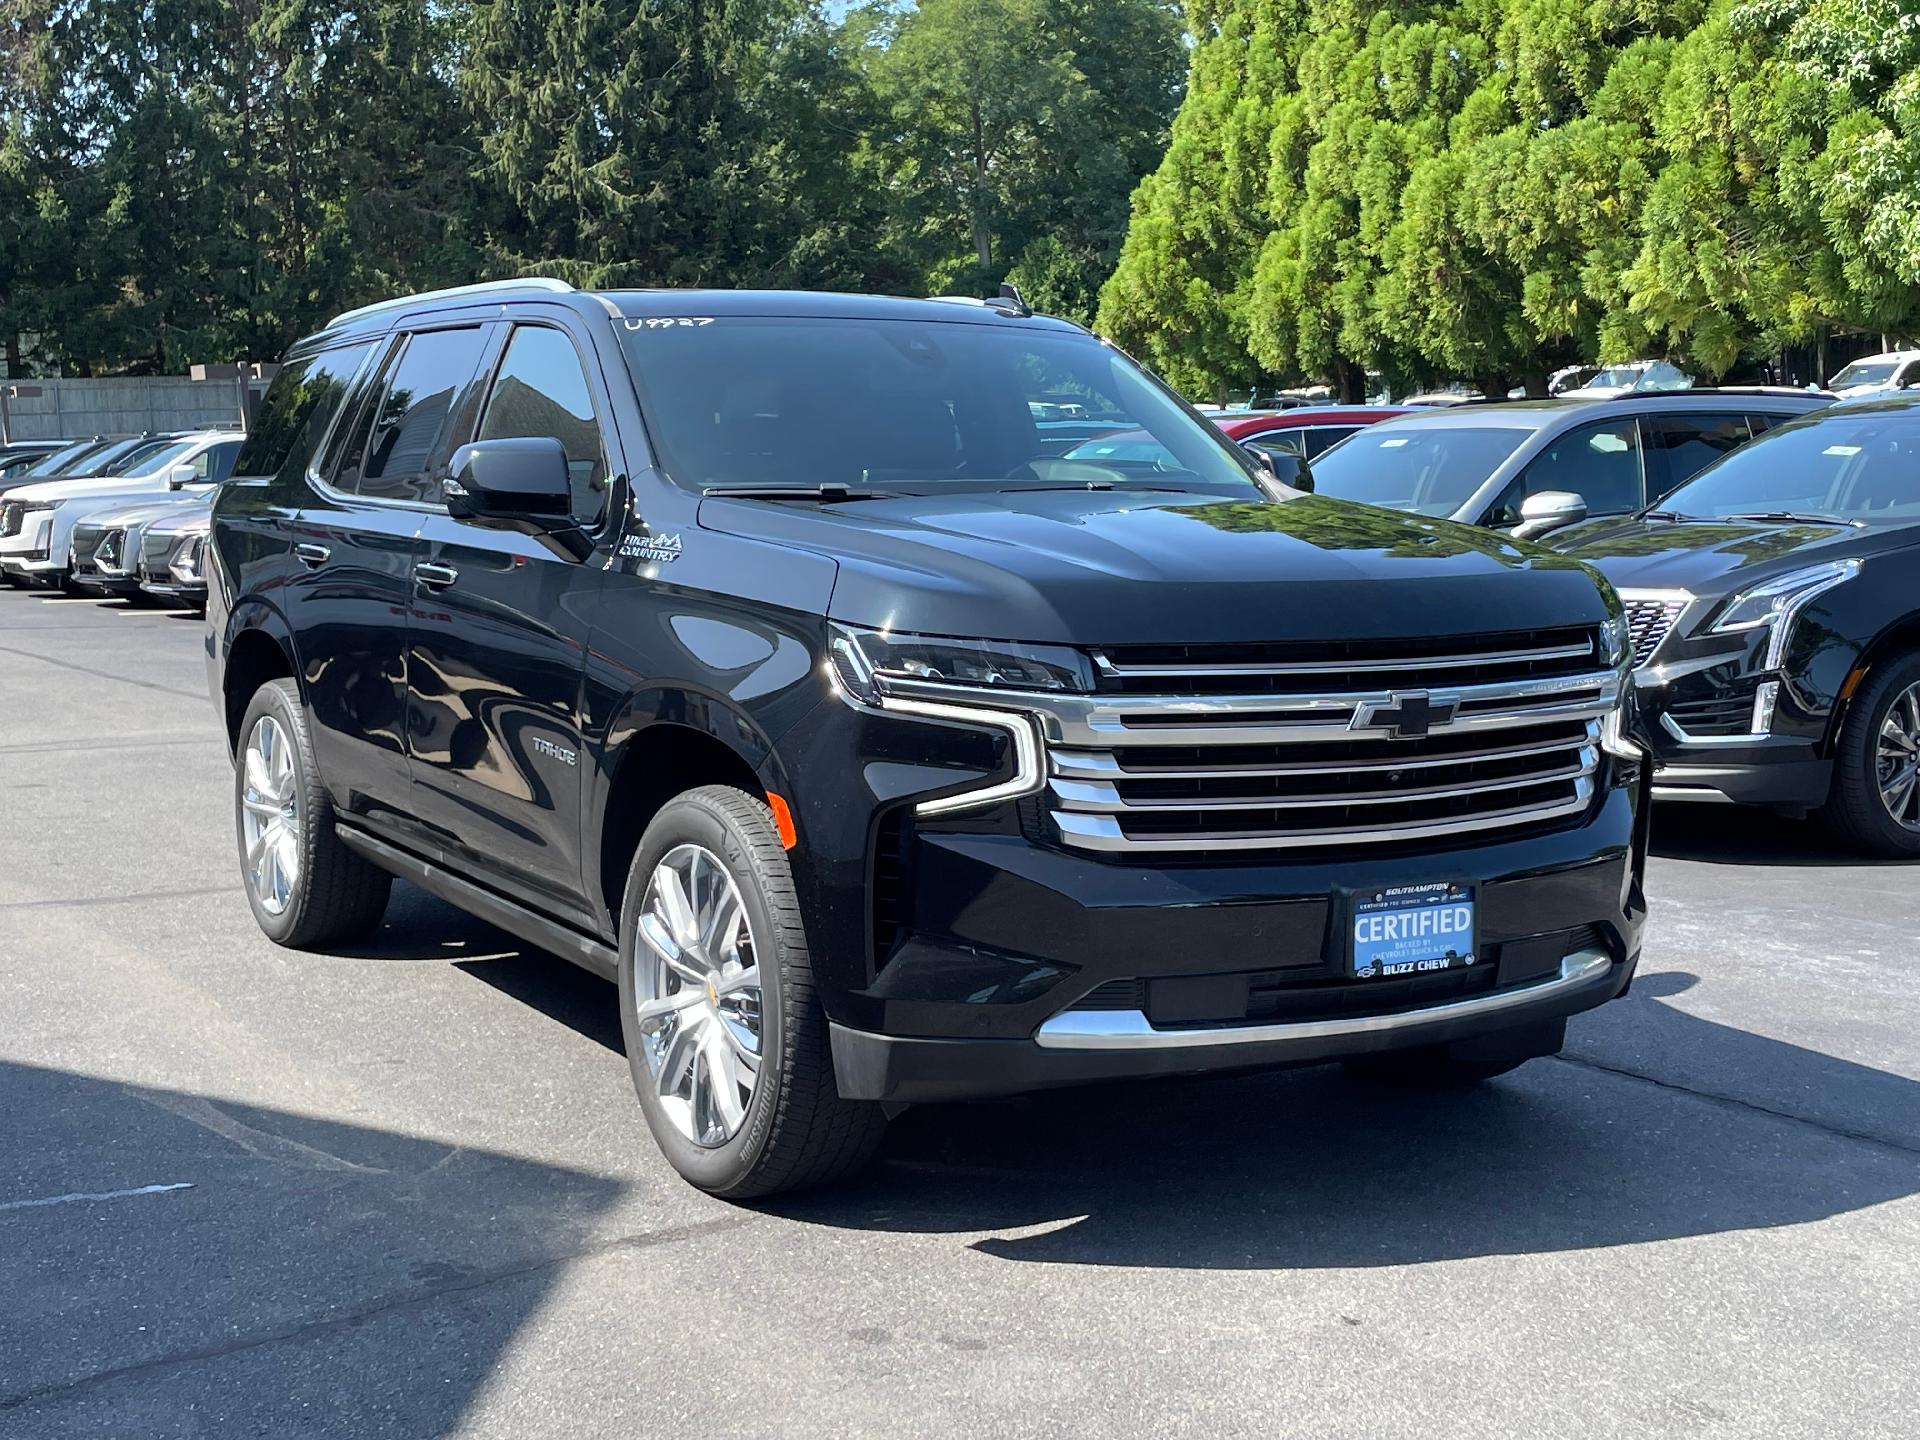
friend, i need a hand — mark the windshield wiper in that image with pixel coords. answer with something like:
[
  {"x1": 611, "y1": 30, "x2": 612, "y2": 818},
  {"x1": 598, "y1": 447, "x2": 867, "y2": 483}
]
[
  {"x1": 1641, "y1": 509, "x2": 1695, "y2": 522},
  {"x1": 704, "y1": 484, "x2": 881, "y2": 503},
  {"x1": 1722, "y1": 510, "x2": 1865, "y2": 529}
]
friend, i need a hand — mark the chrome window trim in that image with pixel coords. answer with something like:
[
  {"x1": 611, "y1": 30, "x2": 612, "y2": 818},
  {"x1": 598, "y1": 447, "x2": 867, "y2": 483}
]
[{"x1": 1034, "y1": 948, "x2": 1613, "y2": 1050}]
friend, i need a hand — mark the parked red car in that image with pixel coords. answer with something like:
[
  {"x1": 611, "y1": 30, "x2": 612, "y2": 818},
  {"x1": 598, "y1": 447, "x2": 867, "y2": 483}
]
[{"x1": 1212, "y1": 406, "x2": 1416, "y2": 459}]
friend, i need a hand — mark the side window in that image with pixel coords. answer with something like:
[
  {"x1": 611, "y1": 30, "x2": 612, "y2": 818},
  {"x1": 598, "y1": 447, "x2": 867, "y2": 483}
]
[
  {"x1": 1303, "y1": 425, "x2": 1361, "y2": 459},
  {"x1": 1899, "y1": 360, "x2": 1920, "y2": 390},
  {"x1": 474, "y1": 325, "x2": 610, "y2": 525},
  {"x1": 1248, "y1": 429, "x2": 1307, "y2": 457},
  {"x1": 232, "y1": 343, "x2": 374, "y2": 484},
  {"x1": 1644, "y1": 413, "x2": 1753, "y2": 500},
  {"x1": 1510, "y1": 419, "x2": 1644, "y2": 519},
  {"x1": 336, "y1": 327, "x2": 486, "y2": 503},
  {"x1": 203, "y1": 440, "x2": 242, "y2": 482}
]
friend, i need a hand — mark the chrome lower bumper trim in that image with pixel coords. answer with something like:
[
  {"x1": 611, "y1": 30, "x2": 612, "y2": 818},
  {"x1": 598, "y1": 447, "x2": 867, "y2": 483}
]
[
  {"x1": 1649, "y1": 784, "x2": 1735, "y2": 803},
  {"x1": 1033, "y1": 947, "x2": 1613, "y2": 1051}
]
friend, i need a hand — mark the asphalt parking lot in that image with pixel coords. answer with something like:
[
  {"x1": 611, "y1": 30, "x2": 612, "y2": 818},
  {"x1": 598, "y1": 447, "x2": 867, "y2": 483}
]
[{"x1": 1, "y1": 587, "x2": 1915, "y2": 1438}]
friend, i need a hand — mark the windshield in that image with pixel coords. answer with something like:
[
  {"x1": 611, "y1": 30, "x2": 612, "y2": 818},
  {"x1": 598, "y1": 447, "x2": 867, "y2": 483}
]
[
  {"x1": 113, "y1": 439, "x2": 199, "y2": 479},
  {"x1": 1829, "y1": 360, "x2": 1900, "y2": 390},
  {"x1": 1661, "y1": 410, "x2": 1920, "y2": 521},
  {"x1": 1303, "y1": 425, "x2": 1529, "y2": 517},
  {"x1": 100, "y1": 438, "x2": 177, "y2": 475},
  {"x1": 18, "y1": 442, "x2": 102, "y2": 478},
  {"x1": 617, "y1": 316, "x2": 1258, "y2": 495}
]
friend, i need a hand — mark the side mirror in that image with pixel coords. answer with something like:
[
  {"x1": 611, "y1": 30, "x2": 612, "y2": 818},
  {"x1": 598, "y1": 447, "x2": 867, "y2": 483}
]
[
  {"x1": 166, "y1": 463, "x2": 197, "y2": 490},
  {"x1": 1511, "y1": 489, "x2": 1588, "y2": 540},
  {"x1": 445, "y1": 437, "x2": 573, "y2": 528},
  {"x1": 1245, "y1": 442, "x2": 1313, "y2": 493}
]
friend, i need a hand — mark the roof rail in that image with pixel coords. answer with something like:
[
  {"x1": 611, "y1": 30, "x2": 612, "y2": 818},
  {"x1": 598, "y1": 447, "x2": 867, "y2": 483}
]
[
  {"x1": 327, "y1": 278, "x2": 576, "y2": 329},
  {"x1": 930, "y1": 291, "x2": 1033, "y2": 318}
]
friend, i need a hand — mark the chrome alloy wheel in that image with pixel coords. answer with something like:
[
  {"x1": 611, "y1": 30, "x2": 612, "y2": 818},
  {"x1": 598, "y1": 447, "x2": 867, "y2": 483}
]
[
  {"x1": 241, "y1": 715, "x2": 301, "y2": 914},
  {"x1": 1876, "y1": 681, "x2": 1920, "y2": 830},
  {"x1": 634, "y1": 844, "x2": 764, "y2": 1147}
]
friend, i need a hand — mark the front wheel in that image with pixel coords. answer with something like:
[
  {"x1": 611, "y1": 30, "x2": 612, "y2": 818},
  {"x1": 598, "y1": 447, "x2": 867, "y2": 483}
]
[
  {"x1": 233, "y1": 678, "x2": 392, "y2": 947},
  {"x1": 617, "y1": 786, "x2": 885, "y2": 1198},
  {"x1": 1821, "y1": 652, "x2": 1920, "y2": 858}
]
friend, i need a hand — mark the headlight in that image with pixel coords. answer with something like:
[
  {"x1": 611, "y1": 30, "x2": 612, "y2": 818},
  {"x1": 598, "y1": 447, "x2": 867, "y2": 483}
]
[
  {"x1": 1710, "y1": 560, "x2": 1859, "y2": 668},
  {"x1": 829, "y1": 625, "x2": 1091, "y2": 705},
  {"x1": 170, "y1": 535, "x2": 204, "y2": 583},
  {"x1": 828, "y1": 625, "x2": 1070, "y2": 817}
]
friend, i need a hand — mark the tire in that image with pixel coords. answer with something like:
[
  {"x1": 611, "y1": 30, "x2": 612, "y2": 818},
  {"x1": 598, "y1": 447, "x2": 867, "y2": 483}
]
[
  {"x1": 1342, "y1": 1017, "x2": 1566, "y2": 1087},
  {"x1": 233, "y1": 678, "x2": 392, "y2": 947},
  {"x1": 617, "y1": 785, "x2": 886, "y2": 1198},
  {"x1": 1820, "y1": 650, "x2": 1920, "y2": 858}
]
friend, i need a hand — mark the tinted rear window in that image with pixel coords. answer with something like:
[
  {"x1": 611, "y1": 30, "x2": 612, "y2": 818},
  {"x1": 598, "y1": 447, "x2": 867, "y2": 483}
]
[{"x1": 234, "y1": 343, "x2": 375, "y2": 482}]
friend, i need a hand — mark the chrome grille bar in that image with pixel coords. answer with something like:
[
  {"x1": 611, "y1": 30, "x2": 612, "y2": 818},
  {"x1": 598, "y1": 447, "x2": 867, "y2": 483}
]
[
  {"x1": 1050, "y1": 748, "x2": 1596, "y2": 812},
  {"x1": 1050, "y1": 726, "x2": 1592, "y2": 780},
  {"x1": 1053, "y1": 781, "x2": 1595, "y2": 853},
  {"x1": 1092, "y1": 637, "x2": 1594, "y2": 679}
]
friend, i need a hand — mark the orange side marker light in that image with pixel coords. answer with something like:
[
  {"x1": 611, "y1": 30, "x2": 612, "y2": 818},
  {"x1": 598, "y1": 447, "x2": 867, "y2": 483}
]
[{"x1": 767, "y1": 792, "x2": 798, "y2": 849}]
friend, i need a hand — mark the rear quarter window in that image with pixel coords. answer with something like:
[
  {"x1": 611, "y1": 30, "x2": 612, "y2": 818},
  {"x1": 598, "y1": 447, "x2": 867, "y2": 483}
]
[{"x1": 233, "y1": 343, "x2": 375, "y2": 483}]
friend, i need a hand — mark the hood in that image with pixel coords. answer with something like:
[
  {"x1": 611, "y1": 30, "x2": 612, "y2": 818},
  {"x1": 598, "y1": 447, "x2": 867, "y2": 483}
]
[
  {"x1": 697, "y1": 487, "x2": 1613, "y2": 646},
  {"x1": 76, "y1": 495, "x2": 201, "y2": 529},
  {"x1": 1552, "y1": 515, "x2": 1913, "y2": 596},
  {"x1": 9, "y1": 474, "x2": 179, "y2": 505}
]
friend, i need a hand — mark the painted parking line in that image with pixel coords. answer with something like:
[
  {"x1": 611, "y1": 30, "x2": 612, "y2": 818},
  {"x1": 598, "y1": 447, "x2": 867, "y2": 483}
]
[{"x1": 0, "y1": 1182, "x2": 195, "y2": 1213}]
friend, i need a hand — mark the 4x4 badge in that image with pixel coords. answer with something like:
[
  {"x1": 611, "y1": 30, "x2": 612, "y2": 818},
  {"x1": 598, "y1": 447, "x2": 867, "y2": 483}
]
[{"x1": 1351, "y1": 691, "x2": 1458, "y2": 739}]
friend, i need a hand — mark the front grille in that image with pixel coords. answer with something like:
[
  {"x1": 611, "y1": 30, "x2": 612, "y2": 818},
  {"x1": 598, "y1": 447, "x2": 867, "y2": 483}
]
[
  {"x1": 1666, "y1": 693, "x2": 1754, "y2": 736},
  {"x1": 0, "y1": 502, "x2": 22, "y2": 538},
  {"x1": 139, "y1": 527, "x2": 175, "y2": 580},
  {"x1": 1620, "y1": 594, "x2": 1688, "y2": 668},
  {"x1": 1094, "y1": 626, "x2": 1599, "y2": 695},
  {"x1": 1042, "y1": 629, "x2": 1618, "y2": 855},
  {"x1": 69, "y1": 523, "x2": 107, "y2": 576}
]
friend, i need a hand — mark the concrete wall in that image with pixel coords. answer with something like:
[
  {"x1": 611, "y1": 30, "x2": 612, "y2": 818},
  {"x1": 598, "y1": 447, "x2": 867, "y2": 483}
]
[{"x1": 0, "y1": 376, "x2": 263, "y2": 441}]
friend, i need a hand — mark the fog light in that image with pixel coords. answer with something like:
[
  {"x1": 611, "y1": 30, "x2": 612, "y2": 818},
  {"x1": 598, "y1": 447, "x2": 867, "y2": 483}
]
[{"x1": 1751, "y1": 680, "x2": 1779, "y2": 734}]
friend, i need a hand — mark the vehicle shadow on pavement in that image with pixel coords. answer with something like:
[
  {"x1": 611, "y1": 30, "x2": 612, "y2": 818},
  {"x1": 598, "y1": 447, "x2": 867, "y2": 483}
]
[
  {"x1": 772, "y1": 974, "x2": 1920, "y2": 1269},
  {"x1": 0, "y1": 1061, "x2": 628, "y2": 1436},
  {"x1": 1650, "y1": 804, "x2": 1918, "y2": 867}
]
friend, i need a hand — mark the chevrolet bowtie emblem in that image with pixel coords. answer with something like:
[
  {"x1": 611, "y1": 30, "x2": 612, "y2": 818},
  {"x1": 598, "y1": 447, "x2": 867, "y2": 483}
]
[{"x1": 1352, "y1": 691, "x2": 1458, "y2": 739}]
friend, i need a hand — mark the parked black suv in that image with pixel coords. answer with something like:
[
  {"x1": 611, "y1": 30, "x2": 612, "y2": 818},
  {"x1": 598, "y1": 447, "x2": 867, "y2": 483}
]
[
  {"x1": 208, "y1": 281, "x2": 1648, "y2": 1196},
  {"x1": 1553, "y1": 397, "x2": 1920, "y2": 854}
]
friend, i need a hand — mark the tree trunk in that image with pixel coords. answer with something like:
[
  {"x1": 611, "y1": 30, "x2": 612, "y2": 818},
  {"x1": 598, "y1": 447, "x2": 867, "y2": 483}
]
[
  {"x1": 969, "y1": 101, "x2": 992, "y2": 269},
  {"x1": 1522, "y1": 367, "x2": 1549, "y2": 398},
  {"x1": 1333, "y1": 356, "x2": 1366, "y2": 404}
]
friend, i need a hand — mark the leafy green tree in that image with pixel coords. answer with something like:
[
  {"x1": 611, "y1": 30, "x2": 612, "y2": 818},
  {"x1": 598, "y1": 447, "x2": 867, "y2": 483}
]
[{"x1": 859, "y1": 0, "x2": 1185, "y2": 315}]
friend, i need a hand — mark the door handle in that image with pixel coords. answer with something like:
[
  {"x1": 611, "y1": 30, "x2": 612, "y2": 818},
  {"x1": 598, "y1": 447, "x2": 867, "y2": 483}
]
[
  {"x1": 414, "y1": 561, "x2": 459, "y2": 590},
  {"x1": 294, "y1": 542, "x2": 330, "y2": 569}
]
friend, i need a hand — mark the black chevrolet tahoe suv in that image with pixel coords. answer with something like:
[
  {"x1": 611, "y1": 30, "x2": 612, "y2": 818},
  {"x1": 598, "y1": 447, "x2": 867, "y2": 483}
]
[{"x1": 208, "y1": 281, "x2": 1649, "y2": 1197}]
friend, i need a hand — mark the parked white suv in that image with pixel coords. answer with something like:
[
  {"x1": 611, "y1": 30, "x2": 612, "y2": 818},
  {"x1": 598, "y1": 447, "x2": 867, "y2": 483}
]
[
  {"x1": 0, "y1": 432, "x2": 241, "y2": 586},
  {"x1": 1828, "y1": 350, "x2": 1920, "y2": 401}
]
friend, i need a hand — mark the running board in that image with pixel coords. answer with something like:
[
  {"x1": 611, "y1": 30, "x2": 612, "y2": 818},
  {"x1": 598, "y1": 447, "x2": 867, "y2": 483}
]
[{"x1": 336, "y1": 825, "x2": 619, "y2": 982}]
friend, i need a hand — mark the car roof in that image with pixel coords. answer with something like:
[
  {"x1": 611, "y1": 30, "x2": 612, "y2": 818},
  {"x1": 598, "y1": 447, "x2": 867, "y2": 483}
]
[
  {"x1": 1216, "y1": 407, "x2": 1414, "y2": 438},
  {"x1": 298, "y1": 279, "x2": 1091, "y2": 353},
  {"x1": 1363, "y1": 392, "x2": 1830, "y2": 432},
  {"x1": 1841, "y1": 350, "x2": 1920, "y2": 365}
]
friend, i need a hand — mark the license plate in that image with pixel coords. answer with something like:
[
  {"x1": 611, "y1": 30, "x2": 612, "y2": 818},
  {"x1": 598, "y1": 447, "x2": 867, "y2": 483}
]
[{"x1": 1348, "y1": 881, "x2": 1477, "y2": 979}]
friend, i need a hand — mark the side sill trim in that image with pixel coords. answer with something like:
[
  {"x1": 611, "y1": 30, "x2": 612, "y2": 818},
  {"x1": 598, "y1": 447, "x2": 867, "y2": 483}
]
[
  {"x1": 1032, "y1": 948, "x2": 1613, "y2": 1051},
  {"x1": 336, "y1": 824, "x2": 618, "y2": 982}
]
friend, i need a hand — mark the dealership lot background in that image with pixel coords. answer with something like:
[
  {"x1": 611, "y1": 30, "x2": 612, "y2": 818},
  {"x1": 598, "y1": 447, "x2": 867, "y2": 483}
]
[{"x1": 1, "y1": 590, "x2": 1913, "y2": 1435}]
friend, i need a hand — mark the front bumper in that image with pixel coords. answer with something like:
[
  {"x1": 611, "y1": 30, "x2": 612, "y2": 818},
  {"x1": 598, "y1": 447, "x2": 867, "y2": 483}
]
[
  {"x1": 827, "y1": 777, "x2": 1646, "y2": 1102},
  {"x1": 833, "y1": 945, "x2": 1632, "y2": 1102},
  {"x1": 1633, "y1": 632, "x2": 1834, "y2": 810}
]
